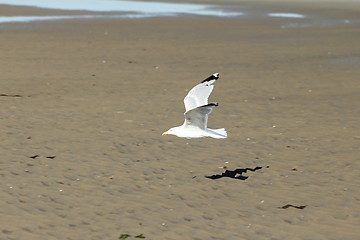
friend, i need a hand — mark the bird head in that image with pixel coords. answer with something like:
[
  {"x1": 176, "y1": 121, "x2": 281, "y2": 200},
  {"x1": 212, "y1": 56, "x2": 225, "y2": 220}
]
[{"x1": 162, "y1": 127, "x2": 180, "y2": 137}]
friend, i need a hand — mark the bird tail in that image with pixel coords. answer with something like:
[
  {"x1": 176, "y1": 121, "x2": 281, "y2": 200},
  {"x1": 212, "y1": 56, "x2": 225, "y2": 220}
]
[{"x1": 208, "y1": 128, "x2": 227, "y2": 139}]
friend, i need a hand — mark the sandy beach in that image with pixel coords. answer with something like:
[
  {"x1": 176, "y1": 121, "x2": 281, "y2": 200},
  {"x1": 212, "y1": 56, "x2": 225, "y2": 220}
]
[{"x1": 1, "y1": 1, "x2": 359, "y2": 239}]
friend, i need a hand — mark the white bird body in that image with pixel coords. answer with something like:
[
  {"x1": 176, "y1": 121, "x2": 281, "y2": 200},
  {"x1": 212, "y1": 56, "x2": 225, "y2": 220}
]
[{"x1": 162, "y1": 73, "x2": 227, "y2": 139}]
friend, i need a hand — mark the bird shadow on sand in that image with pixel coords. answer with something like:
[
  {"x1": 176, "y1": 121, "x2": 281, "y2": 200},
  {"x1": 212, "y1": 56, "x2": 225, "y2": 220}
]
[{"x1": 205, "y1": 166, "x2": 265, "y2": 180}]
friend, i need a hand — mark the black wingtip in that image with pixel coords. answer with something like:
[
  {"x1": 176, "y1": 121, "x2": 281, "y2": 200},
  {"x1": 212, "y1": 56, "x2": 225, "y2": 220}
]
[
  {"x1": 201, "y1": 73, "x2": 219, "y2": 83},
  {"x1": 207, "y1": 102, "x2": 219, "y2": 107}
]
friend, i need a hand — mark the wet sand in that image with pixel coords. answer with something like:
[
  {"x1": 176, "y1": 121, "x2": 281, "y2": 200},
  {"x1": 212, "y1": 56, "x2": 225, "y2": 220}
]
[{"x1": 1, "y1": 1, "x2": 359, "y2": 240}]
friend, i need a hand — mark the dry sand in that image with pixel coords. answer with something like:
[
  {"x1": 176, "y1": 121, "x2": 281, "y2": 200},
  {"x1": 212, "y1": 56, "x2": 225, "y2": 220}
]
[{"x1": 1, "y1": 1, "x2": 359, "y2": 240}]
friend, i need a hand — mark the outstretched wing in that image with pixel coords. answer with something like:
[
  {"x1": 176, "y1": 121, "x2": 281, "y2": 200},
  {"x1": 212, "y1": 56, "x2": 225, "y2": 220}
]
[
  {"x1": 183, "y1": 73, "x2": 219, "y2": 112},
  {"x1": 184, "y1": 103, "x2": 218, "y2": 130}
]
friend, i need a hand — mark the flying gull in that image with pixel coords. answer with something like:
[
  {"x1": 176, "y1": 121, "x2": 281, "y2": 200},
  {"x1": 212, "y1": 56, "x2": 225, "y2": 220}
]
[{"x1": 162, "y1": 73, "x2": 227, "y2": 139}]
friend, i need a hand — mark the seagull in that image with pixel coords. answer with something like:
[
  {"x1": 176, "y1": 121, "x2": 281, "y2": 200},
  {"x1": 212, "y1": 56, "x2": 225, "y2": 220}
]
[{"x1": 162, "y1": 73, "x2": 227, "y2": 139}]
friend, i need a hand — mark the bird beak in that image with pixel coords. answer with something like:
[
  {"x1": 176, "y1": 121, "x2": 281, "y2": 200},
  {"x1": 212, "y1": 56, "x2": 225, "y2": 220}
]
[{"x1": 162, "y1": 131, "x2": 168, "y2": 136}]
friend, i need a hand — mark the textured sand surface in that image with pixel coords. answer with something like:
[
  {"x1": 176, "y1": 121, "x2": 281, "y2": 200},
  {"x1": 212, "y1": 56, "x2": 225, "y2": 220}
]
[{"x1": 1, "y1": 1, "x2": 359, "y2": 240}]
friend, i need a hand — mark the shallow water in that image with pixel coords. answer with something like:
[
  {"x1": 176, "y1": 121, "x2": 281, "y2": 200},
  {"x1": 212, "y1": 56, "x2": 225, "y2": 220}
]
[
  {"x1": 0, "y1": 0, "x2": 215, "y2": 12},
  {"x1": 267, "y1": 13, "x2": 305, "y2": 18},
  {"x1": 0, "y1": 0, "x2": 243, "y2": 20},
  {"x1": 0, "y1": 0, "x2": 312, "y2": 23},
  {"x1": 0, "y1": 0, "x2": 357, "y2": 28}
]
